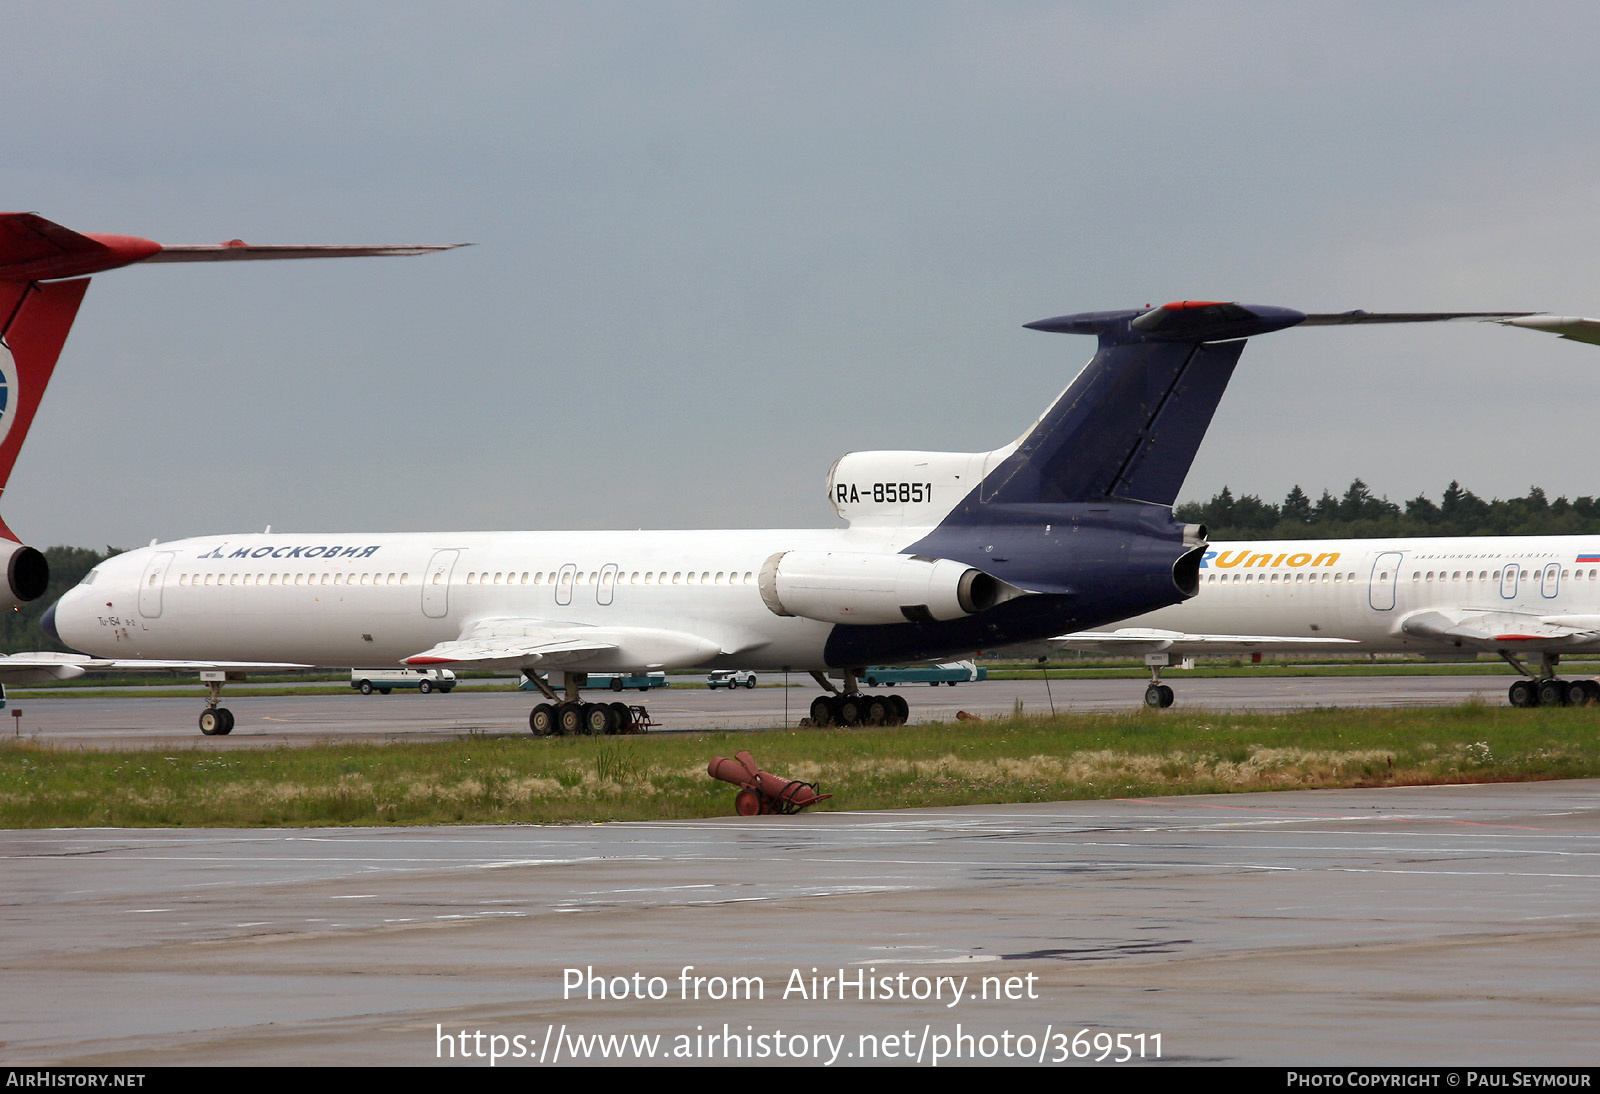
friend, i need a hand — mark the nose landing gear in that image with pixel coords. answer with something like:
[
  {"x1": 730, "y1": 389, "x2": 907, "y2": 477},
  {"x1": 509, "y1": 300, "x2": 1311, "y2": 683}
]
[{"x1": 198, "y1": 674, "x2": 234, "y2": 735}]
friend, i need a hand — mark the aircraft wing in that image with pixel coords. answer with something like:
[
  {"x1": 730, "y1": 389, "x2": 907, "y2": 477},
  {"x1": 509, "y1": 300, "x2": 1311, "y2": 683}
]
[
  {"x1": 1400, "y1": 611, "x2": 1600, "y2": 649},
  {"x1": 0, "y1": 652, "x2": 313, "y2": 684},
  {"x1": 403, "y1": 618, "x2": 722, "y2": 673},
  {"x1": 1049, "y1": 628, "x2": 1359, "y2": 656}
]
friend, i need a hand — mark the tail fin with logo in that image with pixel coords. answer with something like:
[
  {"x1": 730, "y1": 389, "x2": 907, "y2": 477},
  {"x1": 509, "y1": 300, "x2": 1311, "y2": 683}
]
[{"x1": 0, "y1": 212, "x2": 463, "y2": 608}]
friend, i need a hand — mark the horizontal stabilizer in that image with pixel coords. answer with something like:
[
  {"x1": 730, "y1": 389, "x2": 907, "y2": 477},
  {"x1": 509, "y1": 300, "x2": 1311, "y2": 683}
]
[
  {"x1": 144, "y1": 242, "x2": 467, "y2": 262},
  {"x1": 0, "y1": 212, "x2": 464, "y2": 280},
  {"x1": 1301, "y1": 310, "x2": 1539, "y2": 325},
  {"x1": 1495, "y1": 315, "x2": 1600, "y2": 346}
]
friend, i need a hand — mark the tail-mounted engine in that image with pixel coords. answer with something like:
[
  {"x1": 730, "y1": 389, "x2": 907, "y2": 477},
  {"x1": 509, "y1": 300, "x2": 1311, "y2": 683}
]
[
  {"x1": 2, "y1": 542, "x2": 47, "y2": 611},
  {"x1": 759, "y1": 551, "x2": 1025, "y2": 625}
]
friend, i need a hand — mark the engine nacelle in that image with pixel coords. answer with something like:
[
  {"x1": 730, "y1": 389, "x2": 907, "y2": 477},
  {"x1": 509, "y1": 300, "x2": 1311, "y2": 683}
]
[
  {"x1": 1, "y1": 542, "x2": 47, "y2": 611},
  {"x1": 759, "y1": 551, "x2": 1022, "y2": 625}
]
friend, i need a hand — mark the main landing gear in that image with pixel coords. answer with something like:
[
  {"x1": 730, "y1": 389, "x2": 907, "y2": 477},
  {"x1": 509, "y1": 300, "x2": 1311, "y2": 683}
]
[
  {"x1": 525, "y1": 672, "x2": 650, "y2": 736},
  {"x1": 1502, "y1": 653, "x2": 1599, "y2": 708},
  {"x1": 198, "y1": 675, "x2": 235, "y2": 736},
  {"x1": 805, "y1": 670, "x2": 910, "y2": 727},
  {"x1": 1143, "y1": 657, "x2": 1175, "y2": 709}
]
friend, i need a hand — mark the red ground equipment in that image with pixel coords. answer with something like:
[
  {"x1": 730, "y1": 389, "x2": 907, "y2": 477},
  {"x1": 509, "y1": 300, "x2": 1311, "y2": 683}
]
[{"x1": 707, "y1": 750, "x2": 831, "y2": 816}]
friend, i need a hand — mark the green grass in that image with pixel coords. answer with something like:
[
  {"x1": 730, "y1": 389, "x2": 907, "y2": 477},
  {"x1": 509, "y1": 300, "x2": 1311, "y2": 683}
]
[{"x1": 3, "y1": 701, "x2": 1596, "y2": 828}]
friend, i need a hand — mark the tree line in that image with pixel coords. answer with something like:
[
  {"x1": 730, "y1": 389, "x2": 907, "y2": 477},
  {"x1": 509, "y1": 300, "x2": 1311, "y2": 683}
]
[{"x1": 1176, "y1": 481, "x2": 1600, "y2": 540}]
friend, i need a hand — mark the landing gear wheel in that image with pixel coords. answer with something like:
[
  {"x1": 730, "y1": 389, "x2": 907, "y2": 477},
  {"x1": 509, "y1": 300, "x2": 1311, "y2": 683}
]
[
  {"x1": 529, "y1": 703, "x2": 556, "y2": 736},
  {"x1": 1509, "y1": 679, "x2": 1537, "y2": 708},
  {"x1": 557, "y1": 702, "x2": 585, "y2": 735},
  {"x1": 1585, "y1": 681, "x2": 1600, "y2": 705},
  {"x1": 1144, "y1": 684, "x2": 1163, "y2": 709},
  {"x1": 608, "y1": 702, "x2": 633, "y2": 733},
  {"x1": 584, "y1": 703, "x2": 616, "y2": 735},
  {"x1": 865, "y1": 697, "x2": 889, "y2": 725},
  {"x1": 1158, "y1": 684, "x2": 1174, "y2": 708},
  {"x1": 734, "y1": 789, "x2": 762, "y2": 816},
  {"x1": 809, "y1": 696, "x2": 835, "y2": 727},
  {"x1": 836, "y1": 696, "x2": 862, "y2": 727},
  {"x1": 419, "y1": 679, "x2": 432, "y2": 694},
  {"x1": 1567, "y1": 681, "x2": 1591, "y2": 707},
  {"x1": 199, "y1": 708, "x2": 234, "y2": 736},
  {"x1": 359, "y1": 680, "x2": 373, "y2": 695},
  {"x1": 1538, "y1": 679, "x2": 1566, "y2": 707},
  {"x1": 889, "y1": 695, "x2": 909, "y2": 725}
]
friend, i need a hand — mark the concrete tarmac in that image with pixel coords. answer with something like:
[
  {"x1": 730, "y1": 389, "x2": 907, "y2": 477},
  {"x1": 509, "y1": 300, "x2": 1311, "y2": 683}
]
[
  {"x1": 4, "y1": 779, "x2": 1598, "y2": 1066},
  {"x1": 5, "y1": 673, "x2": 1525, "y2": 749}
]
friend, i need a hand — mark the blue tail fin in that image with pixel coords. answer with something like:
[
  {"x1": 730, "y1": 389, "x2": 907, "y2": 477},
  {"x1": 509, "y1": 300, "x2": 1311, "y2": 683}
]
[{"x1": 976, "y1": 301, "x2": 1305, "y2": 509}]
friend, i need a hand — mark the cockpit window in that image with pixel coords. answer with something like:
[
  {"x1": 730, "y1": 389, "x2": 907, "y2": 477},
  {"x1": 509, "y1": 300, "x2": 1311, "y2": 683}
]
[{"x1": 81, "y1": 570, "x2": 98, "y2": 586}]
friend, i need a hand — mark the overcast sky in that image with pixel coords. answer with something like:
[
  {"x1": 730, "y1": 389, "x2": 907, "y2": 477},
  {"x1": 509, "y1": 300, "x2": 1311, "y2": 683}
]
[{"x1": 6, "y1": 1, "x2": 1600, "y2": 548}]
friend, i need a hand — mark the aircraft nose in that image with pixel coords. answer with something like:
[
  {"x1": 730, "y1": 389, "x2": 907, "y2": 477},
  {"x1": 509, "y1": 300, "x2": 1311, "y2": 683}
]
[{"x1": 40, "y1": 599, "x2": 59, "y2": 643}]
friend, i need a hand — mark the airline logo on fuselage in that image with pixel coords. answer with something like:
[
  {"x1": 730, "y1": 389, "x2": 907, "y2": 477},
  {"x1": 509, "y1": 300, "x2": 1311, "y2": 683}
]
[
  {"x1": 195, "y1": 544, "x2": 382, "y2": 560},
  {"x1": 1201, "y1": 549, "x2": 1341, "y2": 569}
]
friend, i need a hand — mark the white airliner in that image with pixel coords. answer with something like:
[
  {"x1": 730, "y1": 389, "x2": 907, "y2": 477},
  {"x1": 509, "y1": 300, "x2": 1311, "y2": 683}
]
[
  {"x1": 1052, "y1": 529, "x2": 1600, "y2": 709},
  {"x1": 1045, "y1": 314, "x2": 1600, "y2": 710},
  {"x1": 32, "y1": 290, "x2": 1570, "y2": 735}
]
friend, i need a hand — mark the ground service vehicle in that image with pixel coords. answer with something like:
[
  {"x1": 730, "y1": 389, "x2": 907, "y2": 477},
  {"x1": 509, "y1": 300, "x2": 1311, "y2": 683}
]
[
  {"x1": 351, "y1": 668, "x2": 456, "y2": 694},
  {"x1": 860, "y1": 661, "x2": 986, "y2": 686}
]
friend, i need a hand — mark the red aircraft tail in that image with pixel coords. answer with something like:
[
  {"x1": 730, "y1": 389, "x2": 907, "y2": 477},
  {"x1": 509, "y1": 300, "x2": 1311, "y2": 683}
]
[
  {"x1": 0, "y1": 211, "x2": 460, "y2": 608},
  {"x1": 0, "y1": 275, "x2": 89, "y2": 603}
]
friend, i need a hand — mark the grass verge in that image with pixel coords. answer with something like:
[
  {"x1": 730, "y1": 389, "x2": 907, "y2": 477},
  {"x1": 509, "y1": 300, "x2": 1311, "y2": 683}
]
[{"x1": 3, "y1": 701, "x2": 1594, "y2": 828}]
